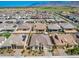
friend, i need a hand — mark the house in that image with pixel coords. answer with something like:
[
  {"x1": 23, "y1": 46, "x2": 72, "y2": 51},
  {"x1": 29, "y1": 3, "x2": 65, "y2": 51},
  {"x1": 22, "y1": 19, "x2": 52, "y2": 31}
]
[
  {"x1": 1, "y1": 34, "x2": 29, "y2": 49},
  {"x1": 47, "y1": 24, "x2": 61, "y2": 32},
  {"x1": 4, "y1": 19, "x2": 16, "y2": 24},
  {"x1": 34, "y1": 19, "x2": 45, "y2": 23},
  {"x1": 45, "y1": 19, "x2": 56, "y2": 23},
  {"x1": 51, "y1": 34, "x2": 77, "y2": 47},
  {"x1": 55, "y1": 17, "x2": 66, "y2": 23},
  {"x1": 59, "y1": 23, "x2": 77, "y2": 33},
  {"x1": 33, "y1": 23, "x2": 46, "y2": 32},
  {"x1": 25, "y1": 19, "x2": 35, "y2": 23},
  {"x1": 1, "y1": 23, "x2": 16, "y2": 33},
  {"x1": 51, "y1": 34, "x2": 66, "y2": 46},
  {"x1": 15, "y1": 23, "x2": 32, "y2": 33},
  {"x1": 29, "y1": 34, "x2": 52, "y2": 50}
]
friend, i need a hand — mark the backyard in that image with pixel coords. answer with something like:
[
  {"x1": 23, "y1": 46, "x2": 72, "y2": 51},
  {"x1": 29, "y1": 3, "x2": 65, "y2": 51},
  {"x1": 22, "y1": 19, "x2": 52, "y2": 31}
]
[{"x1": 0, "y1": 32, "x2": 11, "y2": 39}]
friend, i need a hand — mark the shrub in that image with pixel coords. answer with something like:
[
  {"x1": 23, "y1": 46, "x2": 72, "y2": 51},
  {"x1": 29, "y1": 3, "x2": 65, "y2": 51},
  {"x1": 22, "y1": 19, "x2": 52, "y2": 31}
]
[
  {"x1": 2, "y1": 32, "x2": 11, "y2": 39},
  {"x1": 66, "y1": 47, "x2": 79, "y2": 55}
]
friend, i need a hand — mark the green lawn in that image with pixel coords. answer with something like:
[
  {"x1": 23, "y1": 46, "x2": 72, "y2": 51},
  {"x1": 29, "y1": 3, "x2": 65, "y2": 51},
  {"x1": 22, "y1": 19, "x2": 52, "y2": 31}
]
[
  {"x1": 0, "y1": 32, "x2": 11, "y2": 39},
  {"x1": 35, "y1": 7, "x2": 79, "y2": 12},
  {"x1": 66, "y1": 46, "x2": 79, "y2": 55}
]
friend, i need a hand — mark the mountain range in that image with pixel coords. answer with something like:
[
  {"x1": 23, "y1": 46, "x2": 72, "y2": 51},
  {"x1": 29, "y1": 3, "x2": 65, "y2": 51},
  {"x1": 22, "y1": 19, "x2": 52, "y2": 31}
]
[{"x1": 0, "y1": 1, "x2": 79, "y2": 7}]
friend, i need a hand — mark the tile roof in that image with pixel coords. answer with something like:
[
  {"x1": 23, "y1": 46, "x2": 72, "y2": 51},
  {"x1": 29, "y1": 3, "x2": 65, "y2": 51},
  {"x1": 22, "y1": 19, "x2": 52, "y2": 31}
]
[
  {"x1": 30, "y1": 34, "x2": 52, "y2": 47},
  {"x1": 34, "y1": 23, "x2": 46, "y2": 30},
  {"x1": 48, "y1": 24, "x2": 61, "y2": 30},
  {"x1": 51, "y1": 34, "x2": 77, "y2": 46},
  {"x1": 8, "y1": 34, "x2": 28, "y2": 46},
  {"x1": 59, "y1": 23, "x2": 75, "y2": 29}
]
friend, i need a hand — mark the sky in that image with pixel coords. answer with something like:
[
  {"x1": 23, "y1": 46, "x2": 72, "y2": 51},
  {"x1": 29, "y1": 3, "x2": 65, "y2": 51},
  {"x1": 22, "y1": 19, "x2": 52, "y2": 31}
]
[{"x1": 0, "y1": 1, "x2": 79, "y2": 7}]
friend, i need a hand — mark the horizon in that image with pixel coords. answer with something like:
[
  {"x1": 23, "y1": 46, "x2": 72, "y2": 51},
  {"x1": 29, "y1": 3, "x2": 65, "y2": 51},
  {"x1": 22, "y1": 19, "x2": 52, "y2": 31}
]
[{"x1": 0, "y1": 1, "x2": 79, "y2": 7}]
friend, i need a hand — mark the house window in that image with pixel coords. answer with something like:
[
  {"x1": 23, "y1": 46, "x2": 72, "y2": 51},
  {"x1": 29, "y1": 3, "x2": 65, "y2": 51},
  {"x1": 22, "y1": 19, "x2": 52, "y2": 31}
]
[{"x1": 23, "y1": 29, "x2": 26, "y2": 31}]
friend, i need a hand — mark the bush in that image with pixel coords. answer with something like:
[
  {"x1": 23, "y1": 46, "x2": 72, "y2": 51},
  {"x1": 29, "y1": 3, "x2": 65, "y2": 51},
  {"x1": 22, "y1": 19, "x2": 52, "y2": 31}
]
[
  {"x1": 66, "y1": 47, "x2": 79, "y2": 55},
  {"x1": 2, "y1": 32, "x2": 11, "y2": 39}
]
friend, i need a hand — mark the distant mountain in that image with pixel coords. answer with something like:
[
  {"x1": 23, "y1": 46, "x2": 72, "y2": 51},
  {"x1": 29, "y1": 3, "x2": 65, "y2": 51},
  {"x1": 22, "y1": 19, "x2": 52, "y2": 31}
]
[
  {"x1": 33, "y1": 1, "x2": 79, "y2": 7},
  {"x1": 0, "y1": 1, "x2": 79, "y2": 7}
]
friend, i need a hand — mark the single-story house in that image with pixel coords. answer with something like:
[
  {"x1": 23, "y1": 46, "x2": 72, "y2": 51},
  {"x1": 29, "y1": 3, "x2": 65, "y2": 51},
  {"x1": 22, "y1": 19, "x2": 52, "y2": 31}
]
[
  {"x1": 4, "y1": 19, "x2": 16, "y2": 24},
  {"x1": 33, "y1": 23, "x2": 46, "y2": 32},
  {"x1": 1, "y1": 34, "x2": 29, "y2": 49},
  {"x1": 1, "y1": 23, "x2": 16, "y2": 33},
  {"x1": 15, "y1": 23, "x2": 32, "y2": 33},
  {"x1": 59, "y1": 23, "x2": 77, "y2": 33},
  {"x1": 25, "y1": 19, "x2": 35, "y2": 23},
  {"x1": 51, "y1": 34, "x2": 77, "y2": 47},
  {"x1": 34, "y1": 19, "x2": 45, "y2": 23},
  {"x1": 47, "y1": 24, "x2": 61, "y2": 32},
  {"x1": 45, "y1": 19, "x2": 56, "y2": 23},
  {"x1": 29, "y1": 34, "x2": 52, "y2": 50},
  {"x1": 55, "y1": 18, "x2": 66, "y2": 23}
]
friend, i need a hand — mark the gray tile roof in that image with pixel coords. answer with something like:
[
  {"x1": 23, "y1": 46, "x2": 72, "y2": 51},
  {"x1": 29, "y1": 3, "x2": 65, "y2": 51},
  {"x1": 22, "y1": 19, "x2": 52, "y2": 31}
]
[
  {"x1": 48, "y1": 24, "x2": 61, "y2": 30},
  {"x1": 17, "y1": 23, "x2": 32, "y2": 30},
  {"x1": 59, "y1": 23, "x2": 75, "y2": 29},
  {"x1": 25, "y1": 19, "x2": 35, "y2": 22},
  {"x1": 46, "y1": 19, "x2": 56, "y2": 22}
]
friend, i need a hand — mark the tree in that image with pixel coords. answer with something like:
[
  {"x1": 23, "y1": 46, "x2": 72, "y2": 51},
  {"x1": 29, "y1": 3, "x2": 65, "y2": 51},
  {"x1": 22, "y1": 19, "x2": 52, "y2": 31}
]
[{"x1": 66, "y1": 47, "x2": 79, "y2": 55}]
